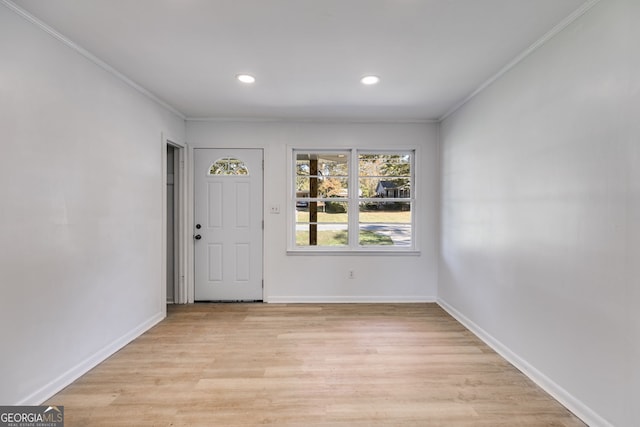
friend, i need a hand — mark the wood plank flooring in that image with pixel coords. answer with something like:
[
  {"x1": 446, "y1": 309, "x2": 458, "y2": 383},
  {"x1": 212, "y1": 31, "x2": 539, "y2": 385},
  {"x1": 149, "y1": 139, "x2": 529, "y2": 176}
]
[{"x1": 45, "y1": 303, "x2": 586, "y2": 426}]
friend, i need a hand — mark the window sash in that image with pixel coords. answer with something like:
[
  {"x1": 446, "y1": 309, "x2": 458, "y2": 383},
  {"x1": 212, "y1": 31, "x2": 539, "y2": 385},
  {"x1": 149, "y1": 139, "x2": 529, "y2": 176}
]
[{"x1": 292, "y1": 149, "x2": 415, "y2": 251}]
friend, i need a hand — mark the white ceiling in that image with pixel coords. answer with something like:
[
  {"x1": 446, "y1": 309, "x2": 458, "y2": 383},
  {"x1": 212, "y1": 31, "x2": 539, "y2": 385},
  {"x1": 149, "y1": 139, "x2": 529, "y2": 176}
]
[{"x1": 10, "y1": 0, "x2": 588, "y2": 121}]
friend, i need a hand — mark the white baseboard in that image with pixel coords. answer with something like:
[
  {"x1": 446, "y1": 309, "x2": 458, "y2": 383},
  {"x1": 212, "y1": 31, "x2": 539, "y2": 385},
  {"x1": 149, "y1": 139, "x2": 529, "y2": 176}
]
[
  {"x1": 437, "y1": 298, "x2": 613, "y2": 427},
  {"x1": 16, "y1": 311, "x2": 166, "y2": 405},
  {"x1": 265, "y1": 296, "x2": 437, "y2": 303}
]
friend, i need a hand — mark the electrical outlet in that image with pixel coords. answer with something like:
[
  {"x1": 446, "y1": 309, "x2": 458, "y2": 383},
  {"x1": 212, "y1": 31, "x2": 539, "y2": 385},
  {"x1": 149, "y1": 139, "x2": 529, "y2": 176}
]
[
  {"x1": 348, "y1": 270, "x2": 355, "y2": 279},
  {"x1": 270, "y1": 204, "x2": 280, "y2": 214}
]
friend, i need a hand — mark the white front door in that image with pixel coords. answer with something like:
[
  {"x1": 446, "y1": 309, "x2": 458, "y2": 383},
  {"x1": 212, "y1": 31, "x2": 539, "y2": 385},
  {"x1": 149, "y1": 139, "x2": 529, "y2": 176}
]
[{"x1": 194, "y1": 149, "x2": 263, "y2": 301}]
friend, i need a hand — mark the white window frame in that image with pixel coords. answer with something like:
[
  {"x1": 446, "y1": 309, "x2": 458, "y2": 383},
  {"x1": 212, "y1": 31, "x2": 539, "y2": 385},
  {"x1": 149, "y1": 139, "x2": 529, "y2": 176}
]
[{"x1": 287, "y1": 147, "x2": 419, "y2": 255}]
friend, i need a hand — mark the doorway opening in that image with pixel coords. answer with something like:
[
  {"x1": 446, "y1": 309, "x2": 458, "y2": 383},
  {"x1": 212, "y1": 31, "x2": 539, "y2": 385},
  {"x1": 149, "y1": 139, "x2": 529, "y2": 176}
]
[
  {"x1": 167, "y1": 145, "x2": 178, "y2": 303},
  {"x1": 163, "y1": 138, "x2": 187, "y2": 305}
]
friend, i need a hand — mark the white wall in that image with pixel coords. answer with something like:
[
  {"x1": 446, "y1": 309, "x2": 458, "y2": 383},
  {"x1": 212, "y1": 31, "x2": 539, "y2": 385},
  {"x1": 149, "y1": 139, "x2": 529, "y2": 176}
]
[
  {"x1": 439, "y1": 0, "x2": 639, "y2": 426},
  {"x1": 187, "y1": 121, "x2": 439, "y2": 302},
  {"x1": 0, "y1": 6, "x2": 185, "y2": 404}
]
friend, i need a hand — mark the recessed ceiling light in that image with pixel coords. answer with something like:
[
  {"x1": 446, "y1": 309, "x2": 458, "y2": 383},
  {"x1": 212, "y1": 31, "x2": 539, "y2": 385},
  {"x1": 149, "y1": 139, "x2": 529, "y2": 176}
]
[
  {"x1": 236, "y1": 74, "x2": 256, "y2": 84},
  {"x1": 360, "y1": 75, "x2": 380, "y2": 85}
]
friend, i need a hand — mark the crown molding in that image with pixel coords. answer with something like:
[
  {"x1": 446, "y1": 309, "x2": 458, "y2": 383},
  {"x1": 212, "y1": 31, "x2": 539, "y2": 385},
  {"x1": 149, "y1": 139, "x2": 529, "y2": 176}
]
[
  {"x1": 2, "y1": 0, "x2": 187, "y2": 120},
  {"x1": 3, "y1": 0, "x2": 600, "y2": 125},
  {"x1": 186, "y1": 116, "x2": 439, "y2": 124},
  {"x1": 439, "y1": 0, "x2": 601, "y2": 122}
]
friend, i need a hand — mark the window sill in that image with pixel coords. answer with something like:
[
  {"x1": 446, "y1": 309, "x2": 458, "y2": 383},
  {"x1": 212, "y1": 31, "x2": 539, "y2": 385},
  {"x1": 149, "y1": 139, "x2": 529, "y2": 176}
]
[{"x1": 286, "y1": 249, "x2": 421, "y2": 256}]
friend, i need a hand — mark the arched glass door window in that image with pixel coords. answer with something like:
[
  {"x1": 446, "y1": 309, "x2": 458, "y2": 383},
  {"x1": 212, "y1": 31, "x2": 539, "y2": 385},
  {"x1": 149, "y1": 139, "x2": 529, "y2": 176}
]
[{"x1": 208, "y1": 157, "x2": 249, "y2": 176}]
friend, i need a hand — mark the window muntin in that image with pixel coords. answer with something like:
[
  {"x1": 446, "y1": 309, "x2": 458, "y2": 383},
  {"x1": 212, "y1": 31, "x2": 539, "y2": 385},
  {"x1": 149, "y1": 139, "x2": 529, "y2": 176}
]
[
  {"x1": 296, "y1": 177, "x2": 349, "y2": 198},
  {"x1": 292, "y1": 149, "x2": 415, "y2": 251}
]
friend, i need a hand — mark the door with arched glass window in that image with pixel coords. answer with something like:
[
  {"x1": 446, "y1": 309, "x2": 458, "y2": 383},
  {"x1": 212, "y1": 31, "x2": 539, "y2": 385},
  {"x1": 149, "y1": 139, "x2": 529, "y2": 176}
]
[{"x1": 194, "y1": 149, "x2": 263, "y2": 301}]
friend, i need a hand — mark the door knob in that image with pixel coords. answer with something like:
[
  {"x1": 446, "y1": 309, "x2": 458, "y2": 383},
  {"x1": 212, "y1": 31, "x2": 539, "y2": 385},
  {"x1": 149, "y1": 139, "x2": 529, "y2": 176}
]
[
  {"x1": 196, "y1": 224, "x2": 202, "y2": 229},
  {"x1": 194, "y1": 234, "x2": 202, "y2": 240}
]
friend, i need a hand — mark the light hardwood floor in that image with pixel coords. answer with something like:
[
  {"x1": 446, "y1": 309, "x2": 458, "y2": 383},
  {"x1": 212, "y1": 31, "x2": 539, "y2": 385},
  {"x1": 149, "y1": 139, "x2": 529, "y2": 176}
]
[{"x1": 46, "y1": 303, "x2": 586, "y2": 426}]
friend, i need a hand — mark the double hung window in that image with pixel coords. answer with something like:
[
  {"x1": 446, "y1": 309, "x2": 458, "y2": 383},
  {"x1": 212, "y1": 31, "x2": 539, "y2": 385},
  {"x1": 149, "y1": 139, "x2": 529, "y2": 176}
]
[{"x1": 291, "y1": 149, "x2": 415, "y2": 252}]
